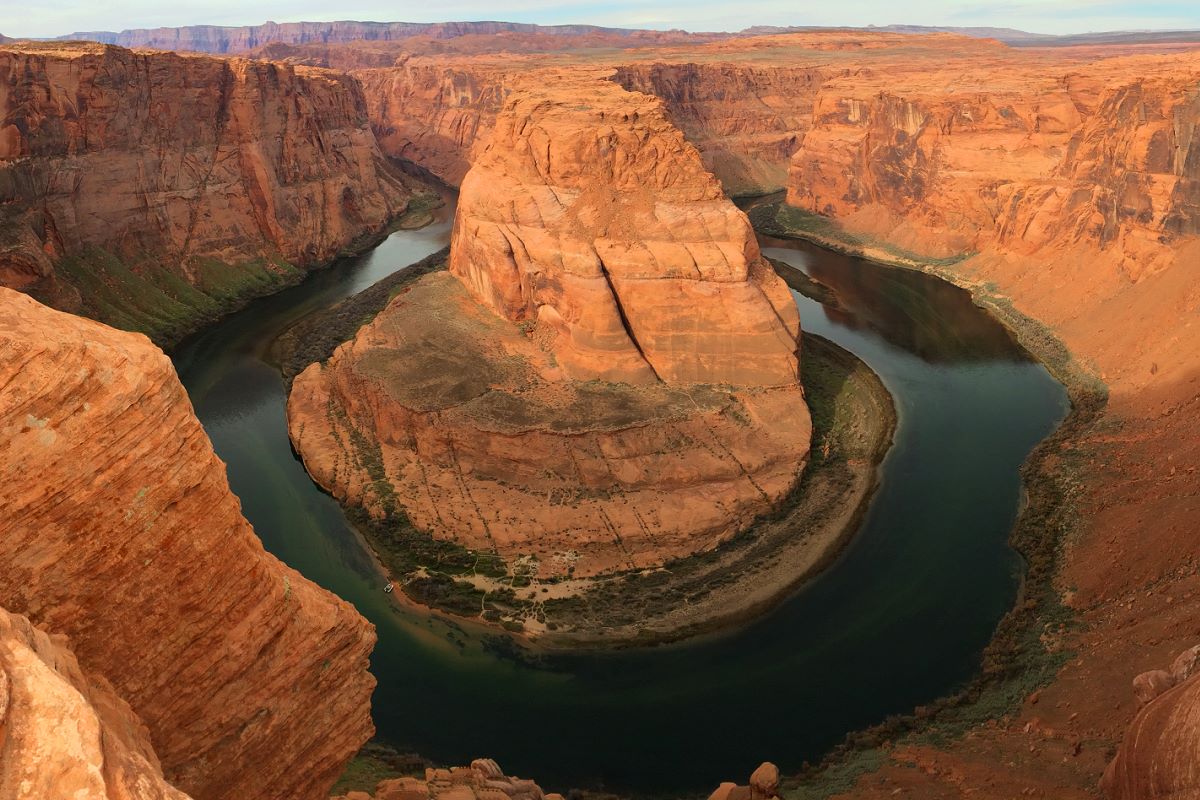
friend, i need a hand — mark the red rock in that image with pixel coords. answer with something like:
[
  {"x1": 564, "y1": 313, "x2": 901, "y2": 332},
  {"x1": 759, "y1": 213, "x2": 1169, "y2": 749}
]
[
  {"x1": 0, "y1": 288, "x2": 376, "y2": 800},
  {"x1": 1132, "y1": 670, "x2": 1178, "y2": 708},
  {"x1": 750, "y1": 762, "x2": 780, "y2": 799},
  {"x1": 0, "y1": 606, "x2": 189, "y2": 798},
  {"x1": 449, "y1": 69, "x2": 801, "y2": 388},
  {"x1": 0, "y1": 41, "x2": 410, "y2": 342}
]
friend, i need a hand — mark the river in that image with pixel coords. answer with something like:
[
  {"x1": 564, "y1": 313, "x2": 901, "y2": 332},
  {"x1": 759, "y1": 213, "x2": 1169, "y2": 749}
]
[{"x1": 171, "y1": 197, "x2": 1068, "y2": 796}]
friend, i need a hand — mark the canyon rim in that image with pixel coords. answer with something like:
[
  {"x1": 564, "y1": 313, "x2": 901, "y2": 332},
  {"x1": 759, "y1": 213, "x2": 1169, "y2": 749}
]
[{"x1": 1, "y1": 12, "x2": 1200, "y2": 800}]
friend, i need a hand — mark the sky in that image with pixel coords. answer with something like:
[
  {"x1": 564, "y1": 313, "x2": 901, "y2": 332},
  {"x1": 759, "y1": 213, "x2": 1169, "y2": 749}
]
[{"x1": 6, "y1": 0, "x2": 1200, "y2": 40}]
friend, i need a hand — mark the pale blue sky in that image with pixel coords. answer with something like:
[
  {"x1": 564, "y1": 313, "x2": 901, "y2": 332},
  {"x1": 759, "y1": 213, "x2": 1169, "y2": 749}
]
[{"x1": 6, "y1": 0, "x2": 1200, "y2": 39}]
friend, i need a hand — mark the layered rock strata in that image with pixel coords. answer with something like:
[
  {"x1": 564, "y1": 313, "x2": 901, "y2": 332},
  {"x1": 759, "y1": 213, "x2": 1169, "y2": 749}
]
[
  {"x1": 449, "y1": 70, "x2": 801, "y2": 387},
  {"x1": 0, "y1": 287, "x2": 376, "y2": 800},
  {"x1": 0, "y1": 42, "x2": 410, "y2": 343},
  {"x1": 289, "y1": 71, "x2": 810, "y2": 580},
  {"x1": 0, "y1": 606, "x2": 189, "y2": 799}
]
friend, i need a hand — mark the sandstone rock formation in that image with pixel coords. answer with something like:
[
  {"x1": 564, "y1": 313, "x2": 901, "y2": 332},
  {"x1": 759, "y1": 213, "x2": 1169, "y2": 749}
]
[
  {"x1": 289, "y1": 70, "x2": 810, "y2": 581},
  {"x1": 449, "y1": 70, "x2": 801, "y2": 387},
  {"x1": 332, "y1": 758, "x2": 559, "y2": 800},
  {"x1": 0, "y1": 606, "x2": 190, "y2": 800},
  {"x1": 0, "y1": 287, "x2": 376, "y2": 800},
  {"x1": 707, "y1": 762, "x2": 782, "y2": 800},
  {"x1": 0, "y1": 41, "x2": 410, "y2": 343},
  {"x1": 1102, "y1": 646, "x2": 1200, "y2": 799},
  {"x1": 356, "y1": 62, "x2": 513, "y2": 186}
]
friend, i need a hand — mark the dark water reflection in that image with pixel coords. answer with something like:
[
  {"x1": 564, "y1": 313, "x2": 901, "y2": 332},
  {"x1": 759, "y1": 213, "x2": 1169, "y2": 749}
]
[{"x1": 172, "y1": 201, "x2": 1068, "y2": 797}]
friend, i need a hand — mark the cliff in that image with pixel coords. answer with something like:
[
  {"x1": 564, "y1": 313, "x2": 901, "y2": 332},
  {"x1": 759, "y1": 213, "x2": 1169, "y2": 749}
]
[
  {"x1": 288, "y1": 70, "x2": 810, "y2": 593},
  {"x1": 612, "y1": 63, "x2": 832, "y2": 195},
  {"x1": 0, "y1": 287, "x2": 376, "y2": 800},
  {"x1": 0, "y1": 606, "x2": 189, "y2": 799},
  {"x1": 450, "y1": 69, "x2": 801, "y2": 386},
  {"x1": 0, "y1": 41, "x2": 410, "y2": 344},
  {"x1": 355, "y1": 61, "x2": 512, "y2": 185}
]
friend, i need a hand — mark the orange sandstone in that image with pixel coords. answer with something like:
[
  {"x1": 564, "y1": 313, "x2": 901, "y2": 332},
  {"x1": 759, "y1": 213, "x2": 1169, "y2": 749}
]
[
  {"x1": 288, "y1": 69, "x2": 810, "y2": 580},
  {"x1": 0, "y1": 287, "x2": 376, "y2": 800}
]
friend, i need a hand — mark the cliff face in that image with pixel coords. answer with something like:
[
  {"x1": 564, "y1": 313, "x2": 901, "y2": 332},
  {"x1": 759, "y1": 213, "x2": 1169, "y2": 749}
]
[
  {"x1": 784, "y1": 49, "x2": 1200, "y2": 277},
  {"x1": 0, "y1": 607, "x2": 189, "y2": 800},
  {"x1": 450, "y1": 69, "x2": 801, "y2": 387},
  {"x1": 355, "y1": 61, "x2": 512, "y2": 186},
  {"x1": 0, "y1": 42, "x2": 410, "y2": 343},
  {"x1": 612, "y1": 63, "x2": 832, "y2": 195},
  {"x1": 288, "y1": 70, "x2": 810, "y2": 583},
  {"x1": 0, "y1": 287, "x2": 376, "y2": 800}
]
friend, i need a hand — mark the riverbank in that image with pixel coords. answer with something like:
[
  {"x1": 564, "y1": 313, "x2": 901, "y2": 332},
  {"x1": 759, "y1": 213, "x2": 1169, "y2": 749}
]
[
  {"x1": 96, "y1": 179, "x2": 442, "y2": 350},
  {"x1": 275, "y1": 254, "x2": 895, "y2": 650},
  {"x1": 744, "y1": 197, "x2": 1108, "y2": 799}
]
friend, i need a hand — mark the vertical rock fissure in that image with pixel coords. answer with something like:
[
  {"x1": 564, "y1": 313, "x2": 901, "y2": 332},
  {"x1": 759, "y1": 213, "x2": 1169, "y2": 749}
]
[{"x1": 595, "y1": 254, "x2": 662, "y2": 383}]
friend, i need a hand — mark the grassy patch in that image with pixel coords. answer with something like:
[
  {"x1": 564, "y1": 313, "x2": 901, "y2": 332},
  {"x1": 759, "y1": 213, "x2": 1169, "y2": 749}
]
[
  {"x1": 748, "y1": 201, "x2": 971, "y2": 269},
  {"x1": 330, "y1": 741, "x2": 430, "y2": 796},
  {"x1": 54, "y1": 246, "x2": 303, "y2": 346},
  {"x1": 271, "y1": 247, "x2": 450, "y2": 386}
]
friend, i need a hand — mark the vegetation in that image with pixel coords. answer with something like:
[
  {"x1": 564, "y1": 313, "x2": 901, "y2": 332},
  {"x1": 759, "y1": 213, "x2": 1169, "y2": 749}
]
[
  {"x1": 271, "y1": 247, "x2": 450, "y2": 385},
  {"x1": 748, "y1": 200, "x2": 972, "y2": 269},
  {"x1": 55, "y1": 246, "x2": 303, "y2": 346}
]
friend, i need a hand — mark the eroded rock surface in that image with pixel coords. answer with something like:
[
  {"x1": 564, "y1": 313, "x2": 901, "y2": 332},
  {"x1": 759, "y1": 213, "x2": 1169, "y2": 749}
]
[
  {"x1": 0, "y1": 287, "x2": 376, "y2": 800},
  {"x1": 449, "y1": 70, "x2": 801, "y2": 387},
  {"x1": 1102, "y1": 646, "x2": 1200, "y2": 799},
  {"x1": 0, "y1": 41, "x2": 410, "y2": 342},
  {"x1": 289, "y1": 71, "x2": 810, "y2": 581},
  {"x1": 0, "y1": 606, "x2": 190, "y2": 800}
]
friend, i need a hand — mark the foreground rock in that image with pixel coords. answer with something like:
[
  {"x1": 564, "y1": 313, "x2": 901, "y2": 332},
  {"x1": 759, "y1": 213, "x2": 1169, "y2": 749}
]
[
  {"x1": 0, "y1": 606, "x2": 189, "y2": 799},
  {"x1": 0, "y1": 288, "x2": 376, "y2": 800},
  {"x1": 333, "y1": 759, "x2": 557, "y2": 800},
  {"x1": 289, "y1": 72, "x2": 810, "y2": 585},
  {"x1": 0, "y1": 41, "x2": 410, "y2": 344},
  {"x1": 707, "y1": 762, "x2": 782, "y2": 800},
  {"x1": 1102, "y1": 645, "x2": 1200, "y2": 799}
]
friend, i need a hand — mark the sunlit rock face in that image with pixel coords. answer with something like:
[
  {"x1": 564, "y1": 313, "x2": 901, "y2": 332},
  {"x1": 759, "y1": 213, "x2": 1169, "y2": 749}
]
[
  {"x1": 449, "y1": 68, "x2": 802, "y2": 388},
  {"x1": 0, "y1": 41, "x2": 410, "y2": 341},
  {"x1": 289, "y1": 69, "x2": 811, "y2": 580},
  {"x1": 0, "y1": 287, "x2": 377, "y2": 800}
]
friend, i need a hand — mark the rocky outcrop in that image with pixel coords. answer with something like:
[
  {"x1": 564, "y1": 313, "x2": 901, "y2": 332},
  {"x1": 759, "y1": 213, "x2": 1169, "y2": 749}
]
[
  {"x1": 0, "y1": 606, "x2": 189, "y2": 799},
  {"x1": 1102, "y1": 646, "x2": 1200, "y2": 799},
  {"x1": 0, "y1": 287, "x2": 376, "y2": 800},
  {"x1": 450, "y1": 70, "x2": 801, "y2": 387},
  {"x1": 332, "y1": 759, "x2": 558, "y2": 800},
  {"x1": 707, "y1": 762, "x2": 782, "y2": 800},
  {"x1": 0, "y1": 41, "x2": 410, "y2": 343},
  {"x1": 289, "y1": 272, "x2": 810, "y2": 577},
  {"x1": 289, "y1": 70, "x2": 810, "y2": 583}
]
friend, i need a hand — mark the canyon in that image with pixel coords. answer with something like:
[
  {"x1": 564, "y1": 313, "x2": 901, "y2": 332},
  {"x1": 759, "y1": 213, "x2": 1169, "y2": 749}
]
[
  {"x1": 2, "y1": 20, "x2": 1200, "y2": 800},
  {"x1": 286, "y1": 68, "x2": 812, "y2": 586},
  {"x1": 0, "y1": 41, "x2": 412, "y2": 345}
]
